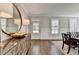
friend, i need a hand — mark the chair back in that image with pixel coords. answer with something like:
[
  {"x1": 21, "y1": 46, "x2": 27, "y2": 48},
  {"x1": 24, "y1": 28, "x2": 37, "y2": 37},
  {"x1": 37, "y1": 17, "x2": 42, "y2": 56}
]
[
  {"x1": 67, "y1": 32, "x2": 79, "y2": 38},
  {"x1": 62, "y1": 33, "x2": 71, "y2": 42}
]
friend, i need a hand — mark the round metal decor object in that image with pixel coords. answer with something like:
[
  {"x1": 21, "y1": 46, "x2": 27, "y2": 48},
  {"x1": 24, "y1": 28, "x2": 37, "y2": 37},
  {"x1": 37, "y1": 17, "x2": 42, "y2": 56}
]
[{"x1": 0, "y1": 3, "x2": 23, "y2": 36}]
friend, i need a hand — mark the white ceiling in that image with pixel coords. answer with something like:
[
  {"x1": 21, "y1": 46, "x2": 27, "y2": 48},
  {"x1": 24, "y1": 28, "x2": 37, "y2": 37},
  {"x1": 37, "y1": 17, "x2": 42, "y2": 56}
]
[
  {"x1": 0, "y1": 3, "x2": 13, "y2": 17},
  {"x1": 0, "y1": 3, "x2": 21, "y2": 18},
  {"x1": 18, "y1": 3, "x2": 79, "y2": 17}
]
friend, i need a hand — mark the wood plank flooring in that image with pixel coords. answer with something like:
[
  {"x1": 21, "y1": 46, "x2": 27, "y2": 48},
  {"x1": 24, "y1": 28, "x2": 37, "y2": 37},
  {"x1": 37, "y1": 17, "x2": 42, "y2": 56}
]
[{"x1": 27, "y1": 40, "x2": 64, "y2": 55}]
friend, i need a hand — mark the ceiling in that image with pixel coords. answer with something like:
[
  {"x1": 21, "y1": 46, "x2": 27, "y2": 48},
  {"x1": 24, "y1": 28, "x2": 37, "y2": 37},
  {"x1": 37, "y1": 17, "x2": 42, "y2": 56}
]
[
  {"x1": 18, "y1": 3, "x2": 79, "y2": 17},
  {"x1": 0, "y1": 3, "x2": 13, "y2": 18},
  {"x1": 0, "y1": 3, "x2": 20, "y2": 18}
]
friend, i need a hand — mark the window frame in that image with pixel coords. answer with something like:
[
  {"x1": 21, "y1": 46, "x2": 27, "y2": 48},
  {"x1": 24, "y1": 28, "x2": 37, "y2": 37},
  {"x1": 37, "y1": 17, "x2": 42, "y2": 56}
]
[
  {"x1": 51, "y1": 18, "x2": 59, "y2": 34},
  {"x1": 0, "y1": 18, "x2": 6, "y2": 31},
  {"x1": 69, "y1": 18, "x2": 79, "y2": 32},
  {"x1": 32, "y1": 19, "x2": 40, "y2": 34}
]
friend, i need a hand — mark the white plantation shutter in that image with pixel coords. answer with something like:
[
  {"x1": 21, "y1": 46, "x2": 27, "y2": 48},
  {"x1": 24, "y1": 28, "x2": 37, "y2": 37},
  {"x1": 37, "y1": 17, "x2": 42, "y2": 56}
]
[
  {"x1": 51, "y1": 19, "x2": 59, "y2": 34},
  {"x1": 69, "y1": 18, "x2": 79, "y2": 32},
  {"x1": 1, "y1": 19, "x2": 6, "y2": 31},
  {"x1": 33, "y1": 20, "x2": 40, "y2": 33}
]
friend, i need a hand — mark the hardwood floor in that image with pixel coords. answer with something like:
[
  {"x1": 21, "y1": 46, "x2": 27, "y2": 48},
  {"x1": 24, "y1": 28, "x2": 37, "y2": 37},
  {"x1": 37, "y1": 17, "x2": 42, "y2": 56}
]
[
  {"x1": 1, "y1": 39, "x2": 78, "y2": 55},
  {"x1": 27, "y1": 40, "x2": 64, "y2": 55}
]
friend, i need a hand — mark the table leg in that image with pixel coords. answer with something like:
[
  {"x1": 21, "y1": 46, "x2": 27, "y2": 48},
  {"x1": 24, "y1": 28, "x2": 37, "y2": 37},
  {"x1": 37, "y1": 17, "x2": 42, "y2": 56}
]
[{"x1": 78, "y1": 47, "x2": 79, "y2": 54}]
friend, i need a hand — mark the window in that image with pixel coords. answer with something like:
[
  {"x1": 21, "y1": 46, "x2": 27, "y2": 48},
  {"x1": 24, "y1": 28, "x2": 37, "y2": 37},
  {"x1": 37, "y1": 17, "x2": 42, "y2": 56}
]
[
  {"x1": 32, "y1": 19, "x2": 40, "y2": 33},
  {"x1": 69, "y1": 18, "x2": 79, "y2": 32},
  {"x1": 51, "y1": 19, "x2": 59, "y2": 34},
  {"x1": 1, "y1": 19, "x2": 6, "y2": 31}
]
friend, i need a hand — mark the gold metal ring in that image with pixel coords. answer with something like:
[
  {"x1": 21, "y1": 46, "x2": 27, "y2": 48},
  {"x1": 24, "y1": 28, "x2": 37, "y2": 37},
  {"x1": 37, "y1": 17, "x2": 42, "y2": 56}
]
[{"x1": 1, "y1": 3, "x2": 23, "y2": 36}]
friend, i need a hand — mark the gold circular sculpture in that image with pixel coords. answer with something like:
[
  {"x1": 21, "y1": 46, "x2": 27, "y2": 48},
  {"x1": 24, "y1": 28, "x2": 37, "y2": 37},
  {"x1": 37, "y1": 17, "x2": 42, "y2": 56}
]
[
  {"x1": 0, "y1": 4, "x2": 31, "y2": 55},
  {"x1": 1, "y1": 3, "x2": 23, "y2": 36}
]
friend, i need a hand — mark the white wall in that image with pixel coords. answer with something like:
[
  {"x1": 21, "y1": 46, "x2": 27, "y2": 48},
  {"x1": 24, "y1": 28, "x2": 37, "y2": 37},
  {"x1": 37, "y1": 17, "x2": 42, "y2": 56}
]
[
  {"x1": 1, "y1": 16, "x2": 79, "y2": 41},
  {"x1": 40, "y1": 17, "x2": 50, "y2": 39},
  {"x1": 30, "y1": 16, "x2": 69, "y2": 40}
]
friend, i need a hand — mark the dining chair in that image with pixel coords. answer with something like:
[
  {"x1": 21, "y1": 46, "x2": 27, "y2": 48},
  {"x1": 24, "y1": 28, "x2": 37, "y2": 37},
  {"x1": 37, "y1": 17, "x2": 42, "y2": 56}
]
[{"x1": 62, "y1": 33, "x2": 78, "y2": 54}]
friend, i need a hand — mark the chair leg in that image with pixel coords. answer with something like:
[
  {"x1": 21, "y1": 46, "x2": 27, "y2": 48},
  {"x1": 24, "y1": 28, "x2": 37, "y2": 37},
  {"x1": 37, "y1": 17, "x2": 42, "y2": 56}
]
[
  {"x1": 62, "y1": 42, "x2": 64, "y2": 49},
  {"x1": 67, "y1": 45, "x2": 71, "y2": 54},
  {"x1": 78, "y1": 47, "x2": 79, "y2": 54}
]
